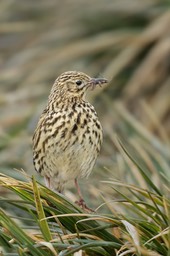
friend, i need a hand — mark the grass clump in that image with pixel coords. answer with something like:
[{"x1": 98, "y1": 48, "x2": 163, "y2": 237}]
[{"x1": 0, "y1": 136, "x2": 169, "y2": 256}]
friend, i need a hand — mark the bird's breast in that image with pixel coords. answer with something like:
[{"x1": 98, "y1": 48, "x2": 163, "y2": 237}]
[{"x1": 33, "y1": 102, "x2": 103, "y2": 180}]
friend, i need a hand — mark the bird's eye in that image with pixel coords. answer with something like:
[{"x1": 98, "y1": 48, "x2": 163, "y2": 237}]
[{"x1": 76, "y1": 80, "x2": 82, "y2": 86}]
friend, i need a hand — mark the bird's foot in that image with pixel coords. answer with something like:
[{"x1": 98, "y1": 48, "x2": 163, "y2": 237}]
[{"x1": 75, "y1": 198, "x2": 94, "y2": 212}]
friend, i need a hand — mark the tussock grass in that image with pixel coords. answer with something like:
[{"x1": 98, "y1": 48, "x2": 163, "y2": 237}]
[{"x1": 0, "y1": 135, "x2": 169, "y2": 255}]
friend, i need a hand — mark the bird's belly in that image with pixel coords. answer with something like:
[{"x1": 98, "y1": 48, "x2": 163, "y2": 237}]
[{"x1": 43, "y1": 132, "x2": 101, "y2": 182}]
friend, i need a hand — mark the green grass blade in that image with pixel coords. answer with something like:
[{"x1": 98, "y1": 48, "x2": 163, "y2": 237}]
[
  {"x1": 32, "y1": 176, "x2": 52, "y2": 242},
  {"x1": 117, "y1": 137, "x2": 163, "y2": 196},
  {"x1": 0, "y1": 209, "x2": 45, "y2": 255}
]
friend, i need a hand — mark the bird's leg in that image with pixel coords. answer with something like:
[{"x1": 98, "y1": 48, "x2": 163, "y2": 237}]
[
  {"x1": 74, "y1": 178, "x2": 94, "y2": 212},
  {"x1": 44, "y1": 176, "x2": 56, "y2": 207},
  {"x1": 75, "y1": 178, "x2": 83, "y2": 201},
  {"x1": 44, "y1": 176, "x2": 51, "y2": 189}
]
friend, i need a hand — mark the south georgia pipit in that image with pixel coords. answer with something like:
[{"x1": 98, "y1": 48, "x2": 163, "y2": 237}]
[{"x1": 33, "y1": 71, "x2": 108, "y2": 210}]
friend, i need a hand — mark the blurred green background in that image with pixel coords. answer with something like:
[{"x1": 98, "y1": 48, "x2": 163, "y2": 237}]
[{"x1": 0, "y1": 0, "x2": 170, "y2": 204}]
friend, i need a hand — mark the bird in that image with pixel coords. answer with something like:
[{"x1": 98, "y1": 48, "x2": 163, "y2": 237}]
[{"x1": 32, "y1": 71, "x2": 108, "y2": 210}]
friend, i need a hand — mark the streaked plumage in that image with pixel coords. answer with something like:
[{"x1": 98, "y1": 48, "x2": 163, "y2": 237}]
[{"x1": 32, "y1": 71, "x2": 107, "y2": 208}]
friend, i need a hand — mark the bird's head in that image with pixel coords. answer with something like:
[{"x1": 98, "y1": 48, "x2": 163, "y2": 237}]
[{"x1": 49, "y1": 71, "x2": 108, "y2": 101}]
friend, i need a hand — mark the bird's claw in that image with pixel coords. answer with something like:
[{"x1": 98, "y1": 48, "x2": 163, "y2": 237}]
[{"x1": 75, "y1": 198, "x2": 94, "y2": 212}]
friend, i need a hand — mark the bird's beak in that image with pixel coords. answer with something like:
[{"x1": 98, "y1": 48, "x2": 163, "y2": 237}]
[{"x1": 88, "y1": 77, "x2": 108, "y2": 90}]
